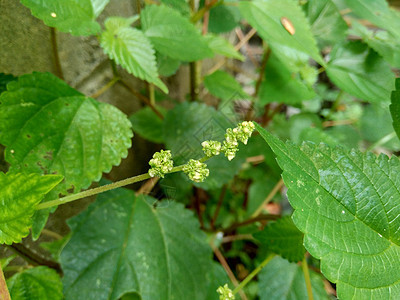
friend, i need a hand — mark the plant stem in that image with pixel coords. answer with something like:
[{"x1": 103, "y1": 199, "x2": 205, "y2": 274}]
[
  {"x1": 7, "y1": 244, "x2": 62, "y2": 275},
  {"x1": 50, "y1": 27, "x2": 64, "y2": 80},
  {"x1": 90, "y1": 77, "x2": 120, "y2": 98},
  {"x1": 233, "y1": 253, "x2": 275, "y2": 295},
  {"x1": 223, "y1": 213, "x2": 280, "y2": 233},
  {"x1": 148, "y1": 83, "x2": 155, "y2": 106},
  {"x1": 36, "y1": 159, "x2": 204, "y2": 211},
  {"x1": 251, "y1": 178, "x2": 284, "y2": 218},
  {"x1": 191, "y1": 0, "x2": 219, "y2": 23},
  {"x1": 190, "y1": 61, "x2": 201, "y2": 101},
  {"x1": 119, "y1": 80, "x2": 164, "y2": 119},
  {"x1": 213, "y1": 247, "x2": 247, "y2": 300},
  {"x1": 210, "y1": 184, "x2": 227, "y2": 229},
  {"x1": 302, "y1": 257, "x2": 314, "y2": 300},
  {"x1": 0, "y1": 264, "x2": 10, "y2": 300},
  {"x1": 366, "y1": 132, "x2": 397, "y2": 152}
]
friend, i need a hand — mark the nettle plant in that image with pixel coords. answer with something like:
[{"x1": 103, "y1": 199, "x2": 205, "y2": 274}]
[{"x1": 1, "y1": 0, "x2": 400, "y2": 299}]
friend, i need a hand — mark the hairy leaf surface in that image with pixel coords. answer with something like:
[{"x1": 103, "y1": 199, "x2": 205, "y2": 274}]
[
  {"x1": 61, "y1": 187, "x2": 213, "y2": 300},
  {"x1": 256, "y1": 123, "x2": 400, "y2": 299},
  {"x1": 0, "y1": 173, "x2": 62, "y2": 244}
]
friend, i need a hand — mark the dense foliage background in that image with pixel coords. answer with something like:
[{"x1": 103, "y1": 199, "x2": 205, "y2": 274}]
[{"x1": 1, "y1": 0, "x2": 400, "y2": 299}]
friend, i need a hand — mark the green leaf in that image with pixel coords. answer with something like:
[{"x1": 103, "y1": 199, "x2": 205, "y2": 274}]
[
  {"x1": 0, "y1": 172, "x2": 62, "y2": 244},
  {"x1": 156, "y1": 53, "x2": 181, "y2": 77},
  {"x1": 259, "y1": 256, "x2": 329, "y2": 300},
  {"x1": 0, "y1": 255, "x2": 16, "y2": 269},
  {"x1": 326, "y1": 41, "x2": 395, "y2": 103},
  {"x1": 7, "y1": 266, "x2": 63, "y2": 300},
  {"x1": 20, "y1": 0, "x2": 109, "y2": 36},
  {"x1": 204, "y1": 34, "x2": 244, "y2": 61},
  {"x1": 305, "y1": 0, "x2": 347, "y2": 47},
  {"x1": 254, "y1": 217, "x2": 305, "y2": 263},
  {"x1": 141, "y1": 4, "x2": 213, "y2": 62},
  {"x1": 256, "y1": 122, "x2": 400, "y2": 299},
  {"x1": 40, "y1": 233, "x2": 71, "y2": 262},
  {"x1": 160, "y1": 0, "x2": 190, "y2": 16},
  {"x1": 0, "y1": 73, "x2": 16, "y2": 94},
  {"x1": 61, "y1": 187, "x2": 213, "y2": 300},
  {"x1": 129, "y1": 106, "x2": 165, "y2": 143},
  {"x1": 239, "y1": 0, "x2": 323, "y2": 65},
  {"x1": 259, "y1": 55, "x2": 315, "y2": 105},
  {"x1": 204, "y1": 71, "x2": 249, "y2": 101},
  {"x1": 351, "y1": 22, "x2": 400, "y2": 68},
  {"x1": 390, "y1": 78, "x2": 400, "y2": 140},
  {"x1": 208, "y1": 4, "x2": 241, "y2": 34},
  {"x1": 343, "y1": 0, "x2": 400, "y2": 40},
  {"x1": 0, "y1": 72, "x2": 132, "y2": 237},
  {"x1": 100, "y1": 17, "x2": 168, "y2": 93}
]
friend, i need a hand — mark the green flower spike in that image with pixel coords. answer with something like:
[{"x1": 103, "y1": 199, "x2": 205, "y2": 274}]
[
  {"x1": 202, "y1": 140, "x2": 222, "y2": 157},
  {"x1": 234, "y1": 121, "x2": 255, "y2": 144},
  {"x1": 216, "y1": 284, "x2": 235, "y2": 300},
  {"x1": 148, "y1": 150, "x2": 174, "y2": 178},
  {"x1": 183, "y1": 159, "x2": 209, "y2": 182},
  {"x1": 221, "y1": 128, "x2": 239, "y2": 161}
]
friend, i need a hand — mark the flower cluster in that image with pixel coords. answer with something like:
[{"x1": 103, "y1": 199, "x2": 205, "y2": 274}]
[
  {"x1": 148, "y1": 150, "x2": 173, "y2": 178},
  {"x1": 202, "y1": 140, "x2": 222, "y2": 157},
  {"x1": 221, "y1": 121, "x2": 255, "y2": 160},
  {"x1": 216, "y1": 284, "x2": 235, "y2": 300},
  {"x1": 182, "y1": 159, "x2": 209, "y2": 182}
]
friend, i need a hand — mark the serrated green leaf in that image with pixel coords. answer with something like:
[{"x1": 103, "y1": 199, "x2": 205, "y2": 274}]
[
  {"x1": 326, "y1": 41, "x2": 395, "y2": 103},
  {"x1": 239, "y1": 0, "x2": 323, "y2": 65},
  {"x1": 208, "y1": 4, "x2": 241, "y2": 34},
  {"x1": 20, "y1": 0, "x2": 109, "y2": 36},
  {"x1": 141, "y1": 4, "x2": 213, "y2": 62},
  {"x1": 351, "y1": 22, "x2": 400, "y2": 68},
  {"x1": 0, "y1": 173, "x2": 62, "y2": 244},
  {"x1": 129, "y1": 106, "x2": 165, "y2": 143},
  {"x1": 259, "y1": 55, "x2": 315, "y2": 105},
  {"x1": 390, "y1": 78, "x2": 400, "y2": 141},
  {"x1": 0, "y1": 73, "x2": 16, "y2": 94},
  {"x1": 343, "y1": 0, "x2": 400, "y2": 40},
  {"x1": 61, "y1": 187, "x2": 213, "y2": 300},
  {"x1": 259, "y1": 256, "x2": 329, "y2": 300},
  {"x1": 256, "y1": 122, "x2": 400, "y2": 299},
  {"x1": 204, "y1": 34, "x2": 244, "y2": 61},
  {"x1": 254, "y1": 217, "x2": 305, "y2": 262},
  {"x1": 7, "y1": 266, "x2": 63, "y2": 300},
  {"x1": 305, "y1": 0, "x2": 347, "y2": 47},
  {"x1": 100, "y1": 17, "x2": 168, "y2": 93},
  {"x1": 204, "y1": 71, "x2": 249, "y2": 101},
  {"x1": 0, "y1": 72, "x2": 132, "y2": 238}
]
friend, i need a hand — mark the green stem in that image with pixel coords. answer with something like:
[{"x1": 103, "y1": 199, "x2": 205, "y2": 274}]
[
  {"x1": 0, "y1": 264, "x2": 11, "y2": 300},
  {"x1": 50, "y1": 27, "x2": 64, "y2": 80},
  {"x1": 232, "y1": 253, "x2": 275, "y2": 295},
  {"x1": 149, "y1": 83, "x2": 155, "y2": 106},
  {"x1": 90, "y1": 77, "x2": 120, "y2": 98},
  {"x1": 302, "y1": 257, "x2": 314, "y2": 300},
  {"x1": 36, "y1": 158, "x2": 206, "y2": 211},
  {"x1": 366, "y1": 132, "x2": 397, "y2": 152}
]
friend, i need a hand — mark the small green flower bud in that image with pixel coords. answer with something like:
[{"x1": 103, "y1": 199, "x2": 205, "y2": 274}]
[
  {"x1": 183, "y1": 159, "x2": 209, "y2": 182},
  {"x1": 216, "y1": 284, "x2": 235, "y2": 300},
  {"x1": 148, "y1": 150, "x2": 173, "y2": 178},
  {"x1": 235, "y1": 121, "x2": 255, "y2": 145},
  {"x1": 221, "y1": 140, "x2": 239, "y2": 161},
  {"x1": 202, "y1": 140, "x2": 222, "y2": 157}
]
